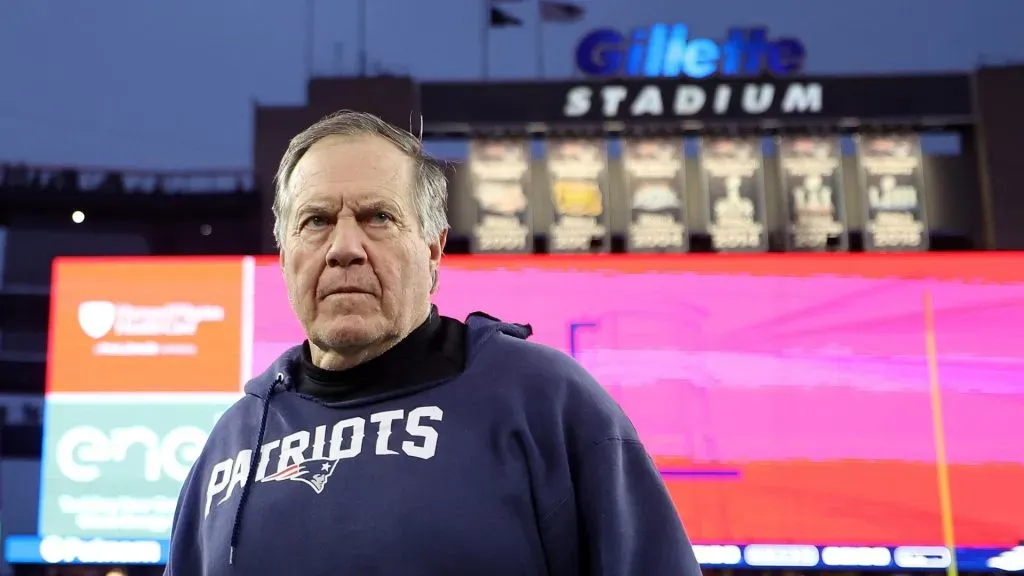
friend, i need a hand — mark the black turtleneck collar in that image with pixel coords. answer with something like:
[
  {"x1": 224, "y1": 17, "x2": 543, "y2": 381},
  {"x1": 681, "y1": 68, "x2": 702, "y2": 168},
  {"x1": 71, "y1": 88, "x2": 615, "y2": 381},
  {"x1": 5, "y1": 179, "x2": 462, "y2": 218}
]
[{"x1": 296, "y1": 306, "x2": 467, "y2": 403}]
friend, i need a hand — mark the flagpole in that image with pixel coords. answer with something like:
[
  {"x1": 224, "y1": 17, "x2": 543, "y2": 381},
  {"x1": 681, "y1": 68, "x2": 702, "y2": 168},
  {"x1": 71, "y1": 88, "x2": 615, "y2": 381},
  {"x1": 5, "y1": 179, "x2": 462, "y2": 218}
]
[
  {"x1": 535, "y1": 1, "x2": 545, "y2": 78},
  {"x1": 482, "y1": 6, "x2": 490, "y2": 79},
  {"x1": 356, "y1": 0, "x2": 368, "y2": 76},
  {"x1": 304, "y1": 0, "x2": 315, "y2": 78}
]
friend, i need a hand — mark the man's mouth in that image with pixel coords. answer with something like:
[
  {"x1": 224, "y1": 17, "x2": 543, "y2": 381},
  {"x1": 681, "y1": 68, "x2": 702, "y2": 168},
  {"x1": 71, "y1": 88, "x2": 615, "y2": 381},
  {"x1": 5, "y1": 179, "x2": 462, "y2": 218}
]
[{"x1": 321, "y1": 287, "x2": 373, "y2": 299}]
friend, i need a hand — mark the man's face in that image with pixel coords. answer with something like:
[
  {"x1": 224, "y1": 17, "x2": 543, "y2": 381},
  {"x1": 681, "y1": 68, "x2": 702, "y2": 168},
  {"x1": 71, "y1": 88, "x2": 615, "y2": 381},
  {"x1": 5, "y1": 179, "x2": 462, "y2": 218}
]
[{"x1": 281, "y1": 134, "x2": 444, "y2": 352}]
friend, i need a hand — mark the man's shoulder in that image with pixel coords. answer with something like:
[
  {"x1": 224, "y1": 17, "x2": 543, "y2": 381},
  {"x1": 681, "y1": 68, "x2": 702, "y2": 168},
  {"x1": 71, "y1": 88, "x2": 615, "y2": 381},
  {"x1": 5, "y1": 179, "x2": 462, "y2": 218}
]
[
  {"x1": 203, "y1": 393, "x2": 261, "y2": 446},
  {"x1": 477, "y1": 329, "x2": 582, "y2": 380},
  {"x1": 479, "y1": 333, "x2": 628, "y2": 412}
]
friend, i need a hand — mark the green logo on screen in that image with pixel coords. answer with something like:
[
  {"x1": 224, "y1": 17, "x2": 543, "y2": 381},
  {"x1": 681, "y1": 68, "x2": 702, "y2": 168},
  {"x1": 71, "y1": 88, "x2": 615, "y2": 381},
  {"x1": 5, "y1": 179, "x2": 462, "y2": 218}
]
[{"x1": 55, "y1": 425, "x2": 209, "y2": 484}]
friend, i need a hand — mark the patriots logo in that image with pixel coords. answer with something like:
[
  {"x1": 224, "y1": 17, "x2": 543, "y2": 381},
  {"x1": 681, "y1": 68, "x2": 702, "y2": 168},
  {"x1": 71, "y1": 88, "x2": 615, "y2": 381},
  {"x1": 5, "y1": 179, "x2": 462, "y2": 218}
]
[{"x1": 260, "y1": 458, "x2": 340, "y2": 494}]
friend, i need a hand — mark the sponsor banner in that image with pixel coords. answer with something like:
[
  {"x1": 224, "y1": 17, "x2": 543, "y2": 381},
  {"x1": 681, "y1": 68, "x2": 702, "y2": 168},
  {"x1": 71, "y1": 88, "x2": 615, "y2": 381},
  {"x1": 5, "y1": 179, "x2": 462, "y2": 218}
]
[
  {"x1": 856, "y1": 134, "x2": 929, "y2": 251},
  {"x1": 39, "y1": 396, "x2": 236, "y2": 540},
  {"x1": 777, "y1": 136, "x2": 849, "y2": 251},
  {"x1": 545, "y1": 139, "x2": 611, "y2": 253},
  {"x1": 49, "y1": 259, "x2": 245, "y2": 394},
  {"x1": 6, "y1": 535, "x2": 167, "y2": 565},
  {"x1": 418, "y1": 75, "x2": 972, "y2": 127},
  {"x1": 622, "y1": 138, "x2": 688, "y2": 252},
  {"x1": 700, "y1": 137, "x2": 768, "y2": 252},
  {"x1": 4, "y1": 536, "x2": 1015, "y2": 570},
  {"x1": 467, "y1": 139, "x2": 533, "y2": 253}
]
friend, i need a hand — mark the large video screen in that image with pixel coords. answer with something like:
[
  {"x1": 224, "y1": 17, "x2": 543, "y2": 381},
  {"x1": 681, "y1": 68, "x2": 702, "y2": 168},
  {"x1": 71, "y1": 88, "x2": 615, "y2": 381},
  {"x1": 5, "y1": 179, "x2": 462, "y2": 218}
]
[{"x1": 13, "y1": 254, "x2": 1024, "y2": 569}]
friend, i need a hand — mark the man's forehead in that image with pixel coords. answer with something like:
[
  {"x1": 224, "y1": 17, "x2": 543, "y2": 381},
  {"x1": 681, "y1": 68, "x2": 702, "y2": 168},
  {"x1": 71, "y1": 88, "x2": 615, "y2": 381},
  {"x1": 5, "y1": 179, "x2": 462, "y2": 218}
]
[
  {"x1": 293, "y1": 189, "x2": 399, "y2": 212},
  {"x1": 289, "y1": 135, "x2": 414, "y2": 206},
  {"x1": 296, "y1": 136, "x2": 411, "y2": 177}
]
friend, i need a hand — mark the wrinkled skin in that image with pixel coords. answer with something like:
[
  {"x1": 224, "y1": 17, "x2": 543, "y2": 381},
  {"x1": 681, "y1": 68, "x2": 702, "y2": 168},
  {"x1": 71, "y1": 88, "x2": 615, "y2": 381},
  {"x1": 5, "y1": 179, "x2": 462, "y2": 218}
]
[{"x1": 280, "y1": 134, "x2": 446, "y2": 370}]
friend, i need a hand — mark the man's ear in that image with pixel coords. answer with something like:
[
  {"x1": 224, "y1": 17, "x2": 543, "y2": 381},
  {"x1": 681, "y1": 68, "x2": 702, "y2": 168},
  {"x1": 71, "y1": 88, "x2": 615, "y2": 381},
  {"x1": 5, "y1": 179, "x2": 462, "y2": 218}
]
[
  {"x1": 430, "y1": 228, "x2": 448, "y2": 263},
  {"x1": 429, "y1": 229, "x2": 448, "y2": 295}
]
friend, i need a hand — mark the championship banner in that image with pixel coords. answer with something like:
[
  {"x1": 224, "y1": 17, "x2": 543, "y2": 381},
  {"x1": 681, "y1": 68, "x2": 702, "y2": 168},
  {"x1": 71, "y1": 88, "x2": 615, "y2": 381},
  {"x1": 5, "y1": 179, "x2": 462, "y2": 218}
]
[
  {"x1": 856, "y1": 134, "x2": 929, "y2": 251},
  {"x1": 545, "y1": 139, "x2": 610, "y2": 253},
  {"x1": 622, "y1": 138, "x2": 688, "y2": 252},
  {"x1": 777, "y1": 136, "x2": 849, "y2": 251},
  {"x1": 700, "y1": 137, "x2": 768, "y2": 252},
  {"x1": 467, "y1": 139, "x2": 532, "y2": 253}
]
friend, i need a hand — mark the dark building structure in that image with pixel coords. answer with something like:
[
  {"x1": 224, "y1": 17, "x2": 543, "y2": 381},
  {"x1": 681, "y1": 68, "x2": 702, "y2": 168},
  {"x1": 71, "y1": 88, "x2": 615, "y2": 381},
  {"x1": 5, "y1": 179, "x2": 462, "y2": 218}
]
[
  {"x1": 252, "y1": 65, "x2": 1024, "y2": 255},
  {"x1": 1, "y1": 63, "x2": 1024, "y2": 574},
  {"x1": 3, "y1": 64, "x2": 1023, "y2": 460},
  {"x1": 0, "y1": 166, "x2": 260, "y2": 461}
]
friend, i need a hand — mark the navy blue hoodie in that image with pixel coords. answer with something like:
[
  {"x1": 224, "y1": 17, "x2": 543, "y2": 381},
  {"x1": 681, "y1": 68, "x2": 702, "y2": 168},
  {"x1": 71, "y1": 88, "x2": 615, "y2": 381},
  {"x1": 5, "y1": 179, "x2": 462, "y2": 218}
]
[{"x1": 166, "y1": 314, "x2": 701, "y2": 575}]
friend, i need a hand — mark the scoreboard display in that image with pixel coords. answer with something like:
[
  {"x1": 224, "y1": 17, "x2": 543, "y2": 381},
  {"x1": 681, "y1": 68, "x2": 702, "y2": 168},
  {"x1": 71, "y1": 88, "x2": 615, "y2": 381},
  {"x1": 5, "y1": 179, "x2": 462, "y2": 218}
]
[{"x1": 7, "y1": 253, "x2": 1024, "y2": 569}]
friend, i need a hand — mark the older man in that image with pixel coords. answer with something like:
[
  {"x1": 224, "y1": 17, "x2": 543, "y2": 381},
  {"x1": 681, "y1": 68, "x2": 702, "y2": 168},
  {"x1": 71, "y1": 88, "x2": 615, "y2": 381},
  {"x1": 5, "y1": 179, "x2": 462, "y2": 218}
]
[{"x1": 166, "y1": 110, "x2": 701, "y2": 575}]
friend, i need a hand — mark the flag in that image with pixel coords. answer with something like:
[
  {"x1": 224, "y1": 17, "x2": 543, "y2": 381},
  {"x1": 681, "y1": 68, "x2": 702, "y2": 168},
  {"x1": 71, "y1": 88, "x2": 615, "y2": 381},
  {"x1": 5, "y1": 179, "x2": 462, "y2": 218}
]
[
  {"x1": 490, "y1": 7, "x2": 523, "y2": 27},
  {"x1": 484, "y1": 1, "x2": 523, "y2": 78},
  {"x1": 540, "y1": 1, "x2": 585, "y2": 22}
]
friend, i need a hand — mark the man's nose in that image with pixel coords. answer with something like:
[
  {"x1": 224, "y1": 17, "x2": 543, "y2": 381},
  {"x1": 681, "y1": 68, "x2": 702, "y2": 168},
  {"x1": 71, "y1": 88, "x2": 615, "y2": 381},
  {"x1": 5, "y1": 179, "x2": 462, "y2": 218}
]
[{"x1": 324, "y1": 217, "x2": 367, "y2": 267}]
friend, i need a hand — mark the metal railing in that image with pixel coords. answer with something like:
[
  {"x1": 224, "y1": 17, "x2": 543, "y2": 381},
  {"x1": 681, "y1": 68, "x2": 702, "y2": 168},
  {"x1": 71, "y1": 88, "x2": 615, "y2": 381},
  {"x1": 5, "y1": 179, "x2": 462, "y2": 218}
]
[{"x1": 0, "y1": 162, "x2": 256, "y2": 194}]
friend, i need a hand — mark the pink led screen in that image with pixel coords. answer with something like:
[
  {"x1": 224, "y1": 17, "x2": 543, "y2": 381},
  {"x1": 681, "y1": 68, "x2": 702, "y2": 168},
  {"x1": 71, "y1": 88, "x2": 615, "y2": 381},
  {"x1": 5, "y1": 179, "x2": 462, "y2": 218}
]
[{"x1": 252, "y1": 254, "x2": 1024, "y2": 547}]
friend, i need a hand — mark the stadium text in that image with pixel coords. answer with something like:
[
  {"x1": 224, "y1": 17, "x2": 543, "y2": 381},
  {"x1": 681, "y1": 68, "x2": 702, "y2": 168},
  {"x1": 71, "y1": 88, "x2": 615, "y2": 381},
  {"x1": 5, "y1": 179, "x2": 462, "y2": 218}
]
[
  {"x1": 562, "y1": 82, "x2": 823, "y2": 118},
  {"x1": 576, "y1": 24, "x2": 806, "y2": 78}
]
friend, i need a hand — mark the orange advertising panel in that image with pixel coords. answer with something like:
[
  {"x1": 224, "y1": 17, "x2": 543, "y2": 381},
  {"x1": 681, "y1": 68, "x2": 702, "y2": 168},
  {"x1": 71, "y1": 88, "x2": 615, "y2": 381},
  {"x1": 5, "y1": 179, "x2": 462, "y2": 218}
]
[{"x1": 48, "y1": 257, "x2": 245, "y2": 394}]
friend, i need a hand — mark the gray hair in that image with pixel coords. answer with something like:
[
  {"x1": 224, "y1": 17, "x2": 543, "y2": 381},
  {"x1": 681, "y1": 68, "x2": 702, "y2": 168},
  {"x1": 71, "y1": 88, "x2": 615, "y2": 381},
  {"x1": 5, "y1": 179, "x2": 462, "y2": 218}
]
[{"x1": 272, "y1": 110, "x2": 448, "y2": 248}]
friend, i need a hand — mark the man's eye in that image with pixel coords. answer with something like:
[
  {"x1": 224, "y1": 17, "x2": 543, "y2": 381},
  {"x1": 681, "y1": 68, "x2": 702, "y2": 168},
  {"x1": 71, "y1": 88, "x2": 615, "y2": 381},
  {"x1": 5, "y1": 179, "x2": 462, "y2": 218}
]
[
  {"x1": 303, "y1": 215, "x2": 328, "y2": 228},
  {"x1": 370, "y1": 212, "x2": 394, "y2": 225}
]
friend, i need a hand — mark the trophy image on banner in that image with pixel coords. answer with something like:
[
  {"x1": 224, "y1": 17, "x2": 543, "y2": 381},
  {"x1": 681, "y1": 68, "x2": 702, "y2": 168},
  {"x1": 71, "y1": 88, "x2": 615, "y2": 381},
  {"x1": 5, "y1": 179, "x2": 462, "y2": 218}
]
[
  {"x1": 545, "y1": 139, "x2": 610, "y2": 253},
  {"x1": 467, "y1": 139, "x2": 532, "y2": 253},
  {"x1": 777, "y1": 136, "x2": 848, "y2": 251},
  {"x1": 856, "y1": 133, "x2": 929, "y2": 251},
  {"x1": 700, "y1": 137, "x2": 768, "y2": 252},
  {"x1": 622, "y1": 138, "x2": 688, "y2": 252}
]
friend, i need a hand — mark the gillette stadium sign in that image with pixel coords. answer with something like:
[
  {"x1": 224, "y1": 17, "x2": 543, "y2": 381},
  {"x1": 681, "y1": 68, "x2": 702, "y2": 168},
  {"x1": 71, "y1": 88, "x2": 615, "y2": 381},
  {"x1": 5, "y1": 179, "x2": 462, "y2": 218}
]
[
  {"x1": 576, "y1": 23, "x2": 806, "y2": 79},
  {"x1": 566, "y1": 23, "x2": 815, "y2": 119}
]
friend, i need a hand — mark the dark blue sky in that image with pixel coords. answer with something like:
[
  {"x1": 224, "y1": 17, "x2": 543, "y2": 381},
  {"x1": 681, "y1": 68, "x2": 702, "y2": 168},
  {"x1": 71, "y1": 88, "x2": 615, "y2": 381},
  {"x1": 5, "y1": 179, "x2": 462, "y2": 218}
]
[{"x1": 0, "y1": 0, "x2": 1017, "y2": 169}]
